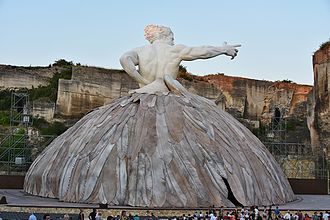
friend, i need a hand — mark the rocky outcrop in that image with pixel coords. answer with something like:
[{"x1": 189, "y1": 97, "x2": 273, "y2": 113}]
[
  {"x1": 0, "y1": 63, "x2": 313, "y2": 143},
  {"x1": 0, "y1": 64, "x2": 61, "y2": 89},
  {"x1": 56, "y1": 67, "x2": 224, "y2": 118},
  {"x1": 32, "y1": 100, "x2": 55, "y2": 122},
  {"x1": 196, "y1": 74, "x2": 312, "y2": 122},
  {"x1": 56, "y1": 66, "x2": 139, "y2": 117},
  {"x1": 309, "y1": 41, "x2": 330, "y2": 154},
  {"x1": 56, "y1": 68, "x2": 312, "y2": 122}
]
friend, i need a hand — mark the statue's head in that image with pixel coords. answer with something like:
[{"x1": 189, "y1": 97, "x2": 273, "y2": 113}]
[{"x1": 144, "y1": 24, "x2": 174, "y2": 45}]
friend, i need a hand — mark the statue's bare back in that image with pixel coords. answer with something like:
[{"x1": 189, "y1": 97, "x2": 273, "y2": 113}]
[
  {"x1": 136, "y1": 43, "x2": 181, "y2": 81},
  {"x1": 120, "y1": 25, "x2": 240, "y2": 94}
]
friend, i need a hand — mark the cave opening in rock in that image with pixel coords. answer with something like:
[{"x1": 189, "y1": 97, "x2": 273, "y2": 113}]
[{"x1": 222, "y1": 177, "x2": 243, "y2": 206}]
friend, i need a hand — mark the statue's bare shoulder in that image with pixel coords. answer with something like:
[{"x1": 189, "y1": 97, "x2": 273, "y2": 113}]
[{"x1": 120, "y1": 24, "x2": 240, "y2": 94}]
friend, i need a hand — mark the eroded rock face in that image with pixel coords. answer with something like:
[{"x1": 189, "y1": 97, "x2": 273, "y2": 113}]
[
  {"x1": 24, "y1": 92, "x2": 295, "y2": 207},
  {"x1": 56, "y1": 67, "x2": 312, "y2": 123},
  {"x1": 56, "y1": 66, "x2": 139, "y2": 117},
  {"x1": 0, "y1": 64, "x2": 61, "y2": 89},
  {"x1": 195, "y1": 74, "x2": 312, "y2": 122},
  {"x1": 1, "y1": 64, "x2": 312, "y2": 143},
  {"x1": 309, "y1": 42, "x2": 330, "y2": 154}
]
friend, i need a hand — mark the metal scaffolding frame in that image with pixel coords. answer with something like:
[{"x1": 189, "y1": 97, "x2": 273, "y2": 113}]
[
  {"x1": 0, "y1": 91, "x2": 32, "y2": 174},
  {"x1": 264, "y1": 142, "x2": 328, "y2": 179},
  {"x1": 264, "y1": 116, "x2": 287, "y2": 143}
]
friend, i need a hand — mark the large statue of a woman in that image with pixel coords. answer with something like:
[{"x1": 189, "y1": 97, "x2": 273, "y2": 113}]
[{"x1": 24, "y1": 25, "x2": 295, "y2": 207}]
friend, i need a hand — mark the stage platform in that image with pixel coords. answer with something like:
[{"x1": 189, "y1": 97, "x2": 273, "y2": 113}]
[{"x1": 0, "y1": 189, "x2": 330, "y2": 211}]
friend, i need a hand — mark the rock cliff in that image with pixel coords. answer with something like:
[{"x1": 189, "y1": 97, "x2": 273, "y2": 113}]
[
  {"x1": 195, "y1": 74, "x2": 312, "y2": 121},
  {"x1": 309, "y1": 41, "x2": 330, "y2": 154},
  {"x1": 0, "y1": 64, "x2": 62, "y2": 89},
  {"x1": 56, "y1": 66, "x2": 139, "y2": 117},
  {"x1": 0, "y1": 63, "x2": 313, "y2": 143}
]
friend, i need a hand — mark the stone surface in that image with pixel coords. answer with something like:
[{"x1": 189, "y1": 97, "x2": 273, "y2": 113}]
[
  {"x1": 53, "y1": 67, "x2": 312, "y2": 143},
  {"x1": 24, "y1": 92, "x2": 295, "y2": 207},
  {"x1": 0, "y1": 64, "x2": 61, "y2": 89},
  {"x1": 56, "y1": 67, "x2": 139, "y2": 117},
  {"x1": 196, "y1": 74, "x2": 312, "y2": 122},
  {"x1": 32, "y1": 100, "x2": 55, "y2": 122},
  {"x1": 308, "y1": 41, "x2": 330, "y2": 155}
]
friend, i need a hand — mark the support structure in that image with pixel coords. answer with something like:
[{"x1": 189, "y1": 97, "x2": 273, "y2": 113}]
[
  {"x1": 0, "y1": 91, "x2": 32, "y2": 174},
  {"x1": 265, "y1": 114, "x2": 287, "y2": 142}
]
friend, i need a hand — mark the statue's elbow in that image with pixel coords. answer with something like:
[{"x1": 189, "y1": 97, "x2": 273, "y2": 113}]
[{"x1": 119, "y1": 55, "x2": 128, "y2": 67}]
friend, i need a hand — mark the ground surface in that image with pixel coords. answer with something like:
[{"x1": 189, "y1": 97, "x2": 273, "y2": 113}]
[{"x1": 1, "y1": 189, "x2": 330, "y2": 212}]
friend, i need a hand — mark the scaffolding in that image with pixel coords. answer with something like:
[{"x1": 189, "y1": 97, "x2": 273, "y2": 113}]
[
  {"x1": 264, "y1": 142, "x2": 328, "y2": 180},
  {"x1": 264, "y1": 115, "x2": 287, "y2": 143},
  {"x1": 0, "y1": 91, "x2": 32, "y2": 174}
]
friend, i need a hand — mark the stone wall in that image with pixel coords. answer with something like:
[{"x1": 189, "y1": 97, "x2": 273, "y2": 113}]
[{"x1": 309, "y1": 42, "x2": 330, "y2": 154}]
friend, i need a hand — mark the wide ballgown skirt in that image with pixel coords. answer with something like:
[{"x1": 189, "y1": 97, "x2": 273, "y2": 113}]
[{"x1": 24, "y1": 92, "x2": 295, "y2": 207}]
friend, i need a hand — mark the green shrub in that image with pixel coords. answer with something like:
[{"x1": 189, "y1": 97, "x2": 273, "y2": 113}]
[
  {"x1": 33, "y1": 117, "x2": 67, "y2": 136},
  {"x1": 1, "y1": 128, "x2": 26, "y2": 148},
  {"x1": 40, "y1": 121, "x2": 67, "y2": 135},
  {"x1": 286, "y1": 119, "x2": 296, "y2": 130},
  {"x1": 0, "y1": 111, "x2": 10, "y2": 126},
  {"x1": 0, "y1": 90, "x2": 12, "y2": 110},
  {"x1": 29, "y1": 67, "x2": 72, "y2": 102},
  {"x1": 178, "y1": 65, "x2": 193, "y2": 81},
  {"x1": 52, "y1": 59, "x2": 73, "y2": 67},
  {"x1": 282, "y1": 79, "x2": 293, "y2": 83},
  {"x1": 320, "y1": 40, "x2": 330, "y2": 50}
]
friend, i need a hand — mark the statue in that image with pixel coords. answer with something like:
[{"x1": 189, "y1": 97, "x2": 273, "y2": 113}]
[
  {"x1": 120, "y1": 24, "x2": 239, "y2": 94},
  {"x1": 24, "y1": 25, "x2": 295, "y2": 207}
]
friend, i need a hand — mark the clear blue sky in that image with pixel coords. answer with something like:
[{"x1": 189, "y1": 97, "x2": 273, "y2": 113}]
[{"x1": 0, "y1": 0, "x2": 329, "y2": 85}]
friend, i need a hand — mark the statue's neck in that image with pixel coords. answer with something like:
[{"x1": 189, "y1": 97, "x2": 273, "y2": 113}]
[{"x1": 152, "y1": 39, "x2": 173, "y2": 46}]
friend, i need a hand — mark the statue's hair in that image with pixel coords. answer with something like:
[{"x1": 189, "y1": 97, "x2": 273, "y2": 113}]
[{"x1": 144, "y1": 24, "x2": 173, "y2": 43}]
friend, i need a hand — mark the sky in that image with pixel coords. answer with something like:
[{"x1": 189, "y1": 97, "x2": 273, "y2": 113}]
[{"x1": 0, "y1": 0, "x2": 329, "y2": 85}]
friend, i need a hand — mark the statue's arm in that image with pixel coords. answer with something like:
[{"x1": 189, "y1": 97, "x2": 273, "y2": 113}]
[
  {"x1": 176, "y1": 43, "x2": 241, "y2": 61},
  {"x1": 164, "y1": 74, "x2": 188, "y2": 94},
  {"x1": 119, "y1": 50, "x2": 150, "y2": 86}
]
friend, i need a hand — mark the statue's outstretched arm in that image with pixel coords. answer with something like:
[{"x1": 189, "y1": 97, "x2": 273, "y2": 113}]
[
  {"x1": 177, "y1": 42, "x2": 241, "y2": 61},
  {"x1": 119, "y1": 51, "x2": 150, "y2": 86}
]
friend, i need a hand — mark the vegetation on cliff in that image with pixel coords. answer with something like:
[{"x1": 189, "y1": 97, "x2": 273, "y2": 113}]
[
  {"x1": 30, "y1": 60, "x2": 72, "y2": 102},
  {"x1": 176, "y1": 65, "x2": 208, "y2": 82},
  {"x1": 0, "y1": 60, "x2": 73, "y2": 135},
  {"x1": 33, "y1": 117, "x2": 67, "y2": 135},
  {"x1": 177, "y1": 65, "x2": 193, "y2": 81},
  {"x1": 319, "y1": 40, "x2": 330, "y2": 50}
]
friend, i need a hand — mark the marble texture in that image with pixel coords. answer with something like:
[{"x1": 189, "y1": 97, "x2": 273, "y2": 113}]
[{"x1": 24, "y1": 92, "x2": 295, "y2": 207}]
